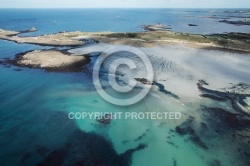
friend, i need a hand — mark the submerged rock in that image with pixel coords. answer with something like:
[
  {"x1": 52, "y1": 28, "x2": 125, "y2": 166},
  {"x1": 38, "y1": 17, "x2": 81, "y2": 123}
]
[
  {"x1": 197, "y1": 82, "x2": 250, "y2": 116},
  {"x1": 201, "y1": 106, "x2": 250, "y2": 129},
  {"x1": 200, "y1": 105, "x2": 250, "y2": 159},
  {"x1": 17, "y1": 111, "x2": 147, "y2": 166},
  {"x1": 96, "y1": 114, "x2": 112, "y2": 125},
  {"x1": 38, "y1": 129, "x2": 147, "y2": 166},
  {"x1": 175, "y1": 116, "x2": 209, "y2": 150}
]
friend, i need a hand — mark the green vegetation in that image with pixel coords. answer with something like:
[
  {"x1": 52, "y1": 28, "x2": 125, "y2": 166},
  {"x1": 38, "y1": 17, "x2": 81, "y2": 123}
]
[
  {"x1": 105, "y1": 33, "x2": 138, "y2": 38},
  {"x1": 98, "y1": 31, "x2": 250, "y2": 52}
]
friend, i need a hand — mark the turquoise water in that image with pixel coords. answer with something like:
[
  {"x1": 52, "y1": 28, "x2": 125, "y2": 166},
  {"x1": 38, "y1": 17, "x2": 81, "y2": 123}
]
[{"x1": 1, "y1": 9, "x2": 250, "y2": 166}]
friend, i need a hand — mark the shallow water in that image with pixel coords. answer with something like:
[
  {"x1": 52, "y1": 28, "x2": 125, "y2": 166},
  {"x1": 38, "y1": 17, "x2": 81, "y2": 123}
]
[
  {"x1": 1, "y1": 37, "x2": 250, "y2": 165},
  {"x1": 1, "y1": 8, "x2": 250, "y2": 166}
]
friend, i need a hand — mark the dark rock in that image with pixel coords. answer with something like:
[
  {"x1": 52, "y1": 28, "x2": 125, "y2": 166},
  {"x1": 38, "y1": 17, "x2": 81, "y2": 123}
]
[
  {"x1": 200, "y1": 94, "x2": 227, "y2": 101},
  {"x1": 135, "y1": 78, "x2": 152, "y2": 85},
  {"x1": 197, "y1": 82, "x2": 250, "y2": 116},
  {"x1": 120, "y1": 144, "x2": 148, "y2": 165},
  {"x1": 96, "y1": 113, "x2": 112, "y2": 125},
  {"x1": 38, "y1": 149, "x2": 66, "y2": 166},
  {"x1": 38, "y1": 128, "x2": 147, "y2": 166},
  {"x1": 20, "y1": 27, "x2": 37, "y2": 33},
  {"x1": 175, "y1": 116, "x2": 208, "y2": 150},
  {"x1": 134, "y1": 132, "x2": 147, "y2": 141},
  {"x1": 175, "y1": 126, "x2": 194, "y2": 136},
  {"x1": 198, "y1": 79, "x2": 209, "y2": 86},
  {"x1": 202, "y1": 107, "x2": 250, "y2": 129},
  {"x1": 14, "y1": 68, "x2": 22, "y2": 71},
  {"x1": 244, "y1": 151, "x2": 250, "y2": 156},
  {"x1": 153, "y1": 81, "x2": 179, "y2": 99},
  {"x1": 166, "y1": 141, "x2": 179, "y2": 148},
  {"x1": 200, "y1": 122, "x2": 208, "y2": 129},
  {"x1": 142, "y1": 24, "x2": 172, "y2": 31},
  {"x1": 188, "y1": 24, "x2": 198, "y2": 26},
  {"x1": 219, "y1": 20, "x2": 250, "y2": 26},
  {"x1": 172, "y1": 158, "x2": 177, "y2": 166},
  {"x1": 189, "y1": 136, "x2": 208, "y2": 150}
]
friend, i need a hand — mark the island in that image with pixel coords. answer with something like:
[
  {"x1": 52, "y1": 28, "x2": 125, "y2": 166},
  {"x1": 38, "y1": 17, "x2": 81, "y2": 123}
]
[{"x1": 0, "y1": 27, "x2": 250, "y2": 72}]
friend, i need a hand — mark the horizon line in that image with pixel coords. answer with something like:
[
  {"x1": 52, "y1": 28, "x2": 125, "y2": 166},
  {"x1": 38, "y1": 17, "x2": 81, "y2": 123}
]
[{"x1": 0, "y1": 7, "x2": 250, "y2": 9}]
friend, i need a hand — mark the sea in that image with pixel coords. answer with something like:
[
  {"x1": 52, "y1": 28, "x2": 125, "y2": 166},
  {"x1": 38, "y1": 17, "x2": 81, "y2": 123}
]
[{"x1": 0, "y1": 9, "x2": 250, "y2": 166}]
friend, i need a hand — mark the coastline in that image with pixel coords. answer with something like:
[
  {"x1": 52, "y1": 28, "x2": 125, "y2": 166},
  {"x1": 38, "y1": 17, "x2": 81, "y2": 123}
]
[
  {"x1": 8, "y1": 49, "x2": 90, "y2": 72},
  {"x1": 1, "y1": 28, "x2": 250, "y2": 53},
  {"x1": 1, "y1": 8, "x2": 250, "y2": 166},
  {"x1": 1, "y1": 28, "x2": 250, "y2": 72}
]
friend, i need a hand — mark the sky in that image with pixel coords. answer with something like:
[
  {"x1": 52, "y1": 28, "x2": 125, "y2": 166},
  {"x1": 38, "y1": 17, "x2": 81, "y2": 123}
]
[{"x1": 0, "y1": 0, "x2": 250, "y2": 8}]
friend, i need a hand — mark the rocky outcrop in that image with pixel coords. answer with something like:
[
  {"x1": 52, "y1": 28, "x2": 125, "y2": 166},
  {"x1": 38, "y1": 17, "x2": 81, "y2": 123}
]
[
  {"x1": 142, "y1": 24, "x2": 172, "y2": 31},
  {"x1": 188, "y1": 24, "x2": 198, "y2": 26},
  {"x1": 219, "y1": 19, "x2": 250, "y2": 26},
  {"x1": 198, "y1": 81, "x2": 250, "y2": 116},
  {"x1": 175, "y1": 116, "x2": 209, "y2": 150},
  {"x1": 0, "y1": 29, "x2": 84, "y2": 46},
  {"x1": 9, "y1": 50, "x2": 90, "y2": 72}
]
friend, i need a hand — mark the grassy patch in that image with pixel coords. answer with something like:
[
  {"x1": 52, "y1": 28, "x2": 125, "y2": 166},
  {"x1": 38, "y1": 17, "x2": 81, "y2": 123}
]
[{"x1": 105, "y1": 33, "x2": 138, "y2": 38}]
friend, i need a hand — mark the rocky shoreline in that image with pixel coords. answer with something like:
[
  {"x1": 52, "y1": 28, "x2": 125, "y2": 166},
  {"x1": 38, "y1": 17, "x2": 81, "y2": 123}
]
[
  {"x1": 142, "y1": 24, "x2": 172, "y2": 31},
  {"x1": 1, "y1": 26, "x2": 250, "y2": 166},
  {"x1": 1, "y1": 28, "x2": 250, "y2": 52},
  {"x1": 197, "y1": 80, "x2": 250, "y2": 116},
  {"x1": 0, "y1": 29, "x2": 84, "y2": 46},
  {"x1": 1, "y1": 27, "x2": 250, "y2": 72},
  {"x1": 219, "y1": 19, "x2": 250, "y2": 26},
  {"x1": 8, "y1": 50, "x2": 90, "y2": 72}
]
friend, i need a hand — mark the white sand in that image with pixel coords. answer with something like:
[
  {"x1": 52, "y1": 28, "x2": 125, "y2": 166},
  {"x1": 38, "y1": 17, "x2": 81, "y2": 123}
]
[{"x1": 70, "y1": 43, "x2": 250, "y2": 101}]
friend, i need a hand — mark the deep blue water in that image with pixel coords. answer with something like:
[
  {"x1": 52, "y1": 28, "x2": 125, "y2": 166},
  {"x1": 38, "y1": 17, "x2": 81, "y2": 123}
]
[{"x1": 0, "y1": 8, "x2": 250, "y2": 35}]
